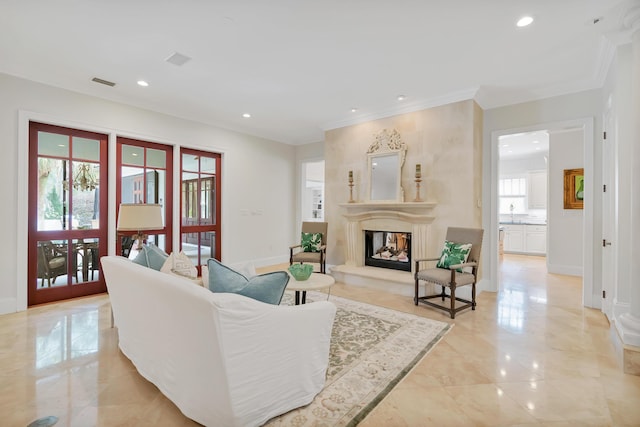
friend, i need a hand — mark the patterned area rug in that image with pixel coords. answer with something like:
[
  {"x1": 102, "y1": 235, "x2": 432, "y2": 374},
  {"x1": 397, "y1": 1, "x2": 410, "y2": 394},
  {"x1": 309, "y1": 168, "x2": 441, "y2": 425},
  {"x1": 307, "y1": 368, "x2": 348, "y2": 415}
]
[{"x1": 265, "y1": 292, "x2": 451, "y2": 427}]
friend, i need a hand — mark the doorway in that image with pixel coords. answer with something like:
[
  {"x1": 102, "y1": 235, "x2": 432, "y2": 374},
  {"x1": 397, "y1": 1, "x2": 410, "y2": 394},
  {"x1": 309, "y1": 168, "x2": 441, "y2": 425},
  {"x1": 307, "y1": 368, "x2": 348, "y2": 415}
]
[
  {"x1": 301, "y1": 160, "x2": 324, "y2": 222},
  {"x1": 497, "y1": 131, "x2": 549, "y2": 262},
  {"x1": 489, "y1": 118, "x2": 594, "y2": 307},
  {"x1": 28, "y1": 122, "x2": 108, "y2": 306}
]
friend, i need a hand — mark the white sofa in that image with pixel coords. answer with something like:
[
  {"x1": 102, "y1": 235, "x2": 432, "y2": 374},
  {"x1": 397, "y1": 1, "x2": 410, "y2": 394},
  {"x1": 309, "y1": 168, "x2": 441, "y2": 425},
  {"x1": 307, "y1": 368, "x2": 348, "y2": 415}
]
[{"x1": 101, "y1": 256, "x2": 336, "y2": 427}]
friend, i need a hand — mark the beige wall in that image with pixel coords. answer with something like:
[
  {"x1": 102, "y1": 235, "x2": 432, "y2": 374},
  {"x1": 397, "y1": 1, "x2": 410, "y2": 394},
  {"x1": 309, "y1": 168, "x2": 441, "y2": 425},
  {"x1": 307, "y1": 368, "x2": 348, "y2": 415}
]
[{"x1": 325, "y1": 100, "x2": 483, "y2": 267}]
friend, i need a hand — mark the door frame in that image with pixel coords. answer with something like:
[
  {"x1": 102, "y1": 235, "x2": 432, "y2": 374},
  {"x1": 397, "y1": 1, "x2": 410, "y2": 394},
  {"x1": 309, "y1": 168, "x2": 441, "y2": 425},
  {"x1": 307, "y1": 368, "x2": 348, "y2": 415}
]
[
  {"x1": 601, "y1": 104, "x2": 615, "y2": 319},
  {"x1": 115, "y1": 137, "x2": 174, "y2": 256},
  {"x1": 485, "y1": 117, "x2": 595, "y2": 307},
  {"x1": 27, "y1": 122, "x2": 109, "y2": 305},
  {"x1": 179, "y1": 147, "x2": 222, "y2": 269}
]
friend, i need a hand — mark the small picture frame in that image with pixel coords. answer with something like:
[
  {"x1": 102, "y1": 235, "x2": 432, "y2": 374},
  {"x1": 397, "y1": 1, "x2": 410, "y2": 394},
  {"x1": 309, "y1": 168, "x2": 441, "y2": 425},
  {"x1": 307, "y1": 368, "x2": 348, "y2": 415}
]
[{"x1": 563, "y1": 168, "x2": 584, "y2": 209}]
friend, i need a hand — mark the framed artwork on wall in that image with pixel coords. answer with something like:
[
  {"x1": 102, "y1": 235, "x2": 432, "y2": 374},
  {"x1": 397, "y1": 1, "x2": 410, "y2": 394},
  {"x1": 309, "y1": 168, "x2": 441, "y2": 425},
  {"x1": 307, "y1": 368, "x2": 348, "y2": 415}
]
[{"x1": 563, "y1": 168, "x2": 584, "y2": 209}]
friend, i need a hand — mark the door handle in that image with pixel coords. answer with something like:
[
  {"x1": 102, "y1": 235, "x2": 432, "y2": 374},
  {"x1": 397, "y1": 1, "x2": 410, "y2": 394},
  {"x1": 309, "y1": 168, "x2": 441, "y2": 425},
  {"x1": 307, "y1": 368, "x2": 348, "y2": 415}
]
[{"x1": 603, "y1": 239, "x2": 612, "y2": 247}]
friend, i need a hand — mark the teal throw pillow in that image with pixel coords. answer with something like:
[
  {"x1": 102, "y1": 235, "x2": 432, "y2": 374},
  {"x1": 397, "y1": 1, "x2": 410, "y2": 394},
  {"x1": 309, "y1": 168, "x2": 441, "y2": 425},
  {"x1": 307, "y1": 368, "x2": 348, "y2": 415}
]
[
  {"x1": 436, "y1": 240, "x2": 472, "y2": 272},
  {"x1": 301, "y1": 232, "x2": 322, "y2": 252},
  {"x1": 206, "y1": 258, "x2": 290, "y2": 305},
  {"x1": 132, "y1": 243, "x2": 169, "y2": 271}
]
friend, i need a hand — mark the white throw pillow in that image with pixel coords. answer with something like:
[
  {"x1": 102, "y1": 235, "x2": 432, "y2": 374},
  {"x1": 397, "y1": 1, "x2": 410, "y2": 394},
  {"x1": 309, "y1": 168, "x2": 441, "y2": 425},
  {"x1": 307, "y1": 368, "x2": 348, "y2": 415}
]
[{"x1": 161, "y1": 251, "x2": 197, "y2": 279}]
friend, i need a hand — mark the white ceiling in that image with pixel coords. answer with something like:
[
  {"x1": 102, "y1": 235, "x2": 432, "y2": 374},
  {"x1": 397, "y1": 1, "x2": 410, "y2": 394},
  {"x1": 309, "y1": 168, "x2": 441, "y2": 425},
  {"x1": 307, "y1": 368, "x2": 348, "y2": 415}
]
[
  {"x1": 499, "y1": 131, "x2": 549, "y2": 159},
  {"x1": 1, "y1": 0, "x2": 636, "y2": 145}
]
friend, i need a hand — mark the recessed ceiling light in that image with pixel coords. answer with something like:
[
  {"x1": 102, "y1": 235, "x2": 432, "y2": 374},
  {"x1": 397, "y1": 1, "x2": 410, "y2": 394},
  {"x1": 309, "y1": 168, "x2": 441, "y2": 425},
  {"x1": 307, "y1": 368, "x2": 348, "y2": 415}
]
[
  {"x1": 57, "y1": 144, "x2": 65, "y2": 147},
  {"x1": 351, "y1": 108, "x2": 358, "y2": 113},
  {"x1": 132, "y1": 153, "x2": 138, "y2": 156},
  {"x1": 532, "y1": 140, "x2": 539, "y2": 144},
  {"x1": 242, "y1": 113, "x2": 251, "y2": 118},
  {"x1": 508, "y1": 150, "x2": 513, "y2": 153},
  {"x1": 535, "y1": 147, "x2": 541, "y2": 150},
  {"x1": 502, "y1": 144, "x2": 509, "y2": 147},
  {"x1": 137, "y1": 80, "x2": 149, "y2": 87},
  {"x1": 517, "y1": 16, "x2": 533, "y2": 27},
  {"x1": 397, "y1": 95, "x2": 406, "y2": 101}
]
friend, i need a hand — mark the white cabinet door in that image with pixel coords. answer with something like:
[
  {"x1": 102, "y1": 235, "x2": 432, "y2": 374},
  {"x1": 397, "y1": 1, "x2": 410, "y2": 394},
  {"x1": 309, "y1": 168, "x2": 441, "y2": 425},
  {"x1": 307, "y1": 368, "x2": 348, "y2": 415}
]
[
  {"x1": 528, "y1": 171, "x2": 547, "y2": 209},
  {"x1": 525, "y1": 225, "x2": 546, "y2": 254},
  {"x1": 503, "y1": 224, "x2": 524, "y2": 252}
]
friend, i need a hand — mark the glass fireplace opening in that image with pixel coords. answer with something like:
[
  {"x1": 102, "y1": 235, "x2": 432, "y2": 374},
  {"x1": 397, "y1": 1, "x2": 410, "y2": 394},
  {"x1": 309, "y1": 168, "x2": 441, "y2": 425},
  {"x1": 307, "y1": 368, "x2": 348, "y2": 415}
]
[{"x1": 364, "y1": 230, "x2": 411, "y2": 272}]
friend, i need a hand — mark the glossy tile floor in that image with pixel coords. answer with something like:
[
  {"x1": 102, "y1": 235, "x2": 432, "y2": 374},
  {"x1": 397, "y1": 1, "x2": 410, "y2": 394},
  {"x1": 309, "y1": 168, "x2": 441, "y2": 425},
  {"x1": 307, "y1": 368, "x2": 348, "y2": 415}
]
[{"x1": 2, "y1": 254, "x2": 639, "y2": 426}]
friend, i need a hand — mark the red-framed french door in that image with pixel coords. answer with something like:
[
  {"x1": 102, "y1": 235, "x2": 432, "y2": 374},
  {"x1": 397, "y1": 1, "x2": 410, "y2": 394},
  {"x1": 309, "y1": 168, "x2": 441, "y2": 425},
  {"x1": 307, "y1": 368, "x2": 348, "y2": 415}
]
[
  {"x1": 115, "y1": 137, "x2": 173, "y2": 256},
  {"x1": 180, "y1": 148, "x2": 221, "y2": 271},
  {"x1": 28, "y1": 122, "x2": 108, "y2": 306}
]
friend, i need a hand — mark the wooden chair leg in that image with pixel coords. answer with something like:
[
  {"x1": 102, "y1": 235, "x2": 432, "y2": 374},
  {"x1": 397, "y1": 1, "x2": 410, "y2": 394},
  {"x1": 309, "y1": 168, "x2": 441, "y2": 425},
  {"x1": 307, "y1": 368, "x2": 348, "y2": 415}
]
[
  {"x1": 414, "y1": 278, "x2": 419, "y2": 305},
  {"x1": 450, "y1": 285, "x2": 456, "y2": 319},
  {"x1": 472, "y1": 282, "x2": 477, "y2": 310}
]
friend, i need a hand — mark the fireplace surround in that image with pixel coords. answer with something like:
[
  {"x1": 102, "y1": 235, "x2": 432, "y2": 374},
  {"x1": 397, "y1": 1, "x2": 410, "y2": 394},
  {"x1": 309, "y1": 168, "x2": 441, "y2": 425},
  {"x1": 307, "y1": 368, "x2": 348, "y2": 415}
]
[{"x1": 331, "y1": 202, "x2": 436, "y2": 296}]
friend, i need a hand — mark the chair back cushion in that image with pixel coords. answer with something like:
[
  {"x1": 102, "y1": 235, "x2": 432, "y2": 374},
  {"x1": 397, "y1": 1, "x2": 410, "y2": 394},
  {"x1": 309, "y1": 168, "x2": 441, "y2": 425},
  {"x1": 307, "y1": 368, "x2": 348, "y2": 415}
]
[
  {"x1": 445, "y1": 227, "x2": 484, "y2": 263},
  {"x1": 207, "y1": 258, "x2": 289, "y2": 305}
]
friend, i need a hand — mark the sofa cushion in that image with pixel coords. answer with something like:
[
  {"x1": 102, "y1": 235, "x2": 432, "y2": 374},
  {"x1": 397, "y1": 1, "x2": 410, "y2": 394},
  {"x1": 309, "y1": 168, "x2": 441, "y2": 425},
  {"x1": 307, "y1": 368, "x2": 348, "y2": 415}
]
[
  {"x1": 132, "y1": 243, "x2": 168, "y2": 271},
  {"x1": 206, "y1": 258, "x2": 289, "y2": 305},
  {"x1": 161, "y1": 251, "x2": 197, "y2": 279}
]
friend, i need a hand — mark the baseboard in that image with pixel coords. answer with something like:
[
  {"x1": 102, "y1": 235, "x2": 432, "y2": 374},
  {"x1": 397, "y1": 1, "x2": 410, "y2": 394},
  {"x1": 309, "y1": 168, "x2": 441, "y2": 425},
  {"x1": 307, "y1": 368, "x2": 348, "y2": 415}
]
[
  {"x1": 0, "y1": 297, "x2": 17, "y2": 315},
  {"x1": 547, "y1": 263, "x2": 582, "y2": 276},
  {"x1": 611, "y1": 317, "x2": 640, "y2": 376}
]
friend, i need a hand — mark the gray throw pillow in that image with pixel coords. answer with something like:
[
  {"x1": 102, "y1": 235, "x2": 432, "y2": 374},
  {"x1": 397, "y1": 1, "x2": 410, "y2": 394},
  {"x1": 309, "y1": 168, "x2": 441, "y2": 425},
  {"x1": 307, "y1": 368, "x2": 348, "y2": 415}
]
[
  {"x1": 132, "y1": 243, "x2": 169, "y2": 271},
  {"x1": 206, "y1": 258, "x2": 289, "y2": 305}
]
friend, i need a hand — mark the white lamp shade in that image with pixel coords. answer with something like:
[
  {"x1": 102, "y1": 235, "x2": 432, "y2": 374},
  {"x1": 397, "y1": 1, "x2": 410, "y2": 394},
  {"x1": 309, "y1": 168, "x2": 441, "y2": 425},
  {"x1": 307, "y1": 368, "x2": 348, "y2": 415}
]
[{"x1": 117, "y1": 204, "x2": 164, "y2": 231}]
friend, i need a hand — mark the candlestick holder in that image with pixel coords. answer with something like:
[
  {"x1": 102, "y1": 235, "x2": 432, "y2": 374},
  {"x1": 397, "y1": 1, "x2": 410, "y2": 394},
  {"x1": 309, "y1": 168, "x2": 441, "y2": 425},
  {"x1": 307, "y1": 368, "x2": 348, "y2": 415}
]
[
  {"x1": 348, "y1": 177, "x2": 355, "y2": 203},
  {"x1": 414, "y1": 174, "x2": 423, "y2": 202}
]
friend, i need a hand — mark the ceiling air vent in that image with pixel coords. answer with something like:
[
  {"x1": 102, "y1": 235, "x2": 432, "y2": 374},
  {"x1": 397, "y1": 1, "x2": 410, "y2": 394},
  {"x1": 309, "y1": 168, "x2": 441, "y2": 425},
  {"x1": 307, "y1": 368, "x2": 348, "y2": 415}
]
[
  {"x1": 165, "y1": 52, "x2": 191, "y2": 66},
  {"x1": 91, "y1": 77, "x2": 116, "y2": 87}
]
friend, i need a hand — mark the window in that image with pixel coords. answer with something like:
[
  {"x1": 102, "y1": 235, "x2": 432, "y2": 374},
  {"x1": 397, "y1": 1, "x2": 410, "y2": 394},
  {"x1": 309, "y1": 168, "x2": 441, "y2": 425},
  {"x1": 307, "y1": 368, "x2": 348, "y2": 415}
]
[{"x1": 499, "y1": 177, "x2": 527, "y2": 214}]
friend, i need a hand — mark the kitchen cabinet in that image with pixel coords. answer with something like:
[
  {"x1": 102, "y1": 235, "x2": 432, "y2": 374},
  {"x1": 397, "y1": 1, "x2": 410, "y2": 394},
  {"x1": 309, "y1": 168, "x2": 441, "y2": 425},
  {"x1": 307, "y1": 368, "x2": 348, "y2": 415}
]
[
  {"x1": 502, "y1": 223, "x2": 546, "y2": 255},
  {"x1": 525, "y1": 225, "x2": 546, "y2": 254},
  {"x1": 528, "y1": 170, "x2": 547, "y2": 209},
  {"x1": 503, "y1": 224, "x2": 524, "y2": 252}
]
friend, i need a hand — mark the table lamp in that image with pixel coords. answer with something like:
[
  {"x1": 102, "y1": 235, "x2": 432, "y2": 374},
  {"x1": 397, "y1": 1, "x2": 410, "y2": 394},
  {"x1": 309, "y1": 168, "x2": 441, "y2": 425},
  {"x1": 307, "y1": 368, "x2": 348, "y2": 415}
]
[{"x1": 117, "y1": 203, "x2": 164, "y2": 250}]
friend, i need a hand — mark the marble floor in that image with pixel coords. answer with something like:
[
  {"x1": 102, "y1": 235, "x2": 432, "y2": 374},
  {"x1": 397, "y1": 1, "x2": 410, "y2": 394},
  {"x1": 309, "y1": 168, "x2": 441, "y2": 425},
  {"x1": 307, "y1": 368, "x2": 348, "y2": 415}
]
[{"x1": 1, "y1": 254, "x2": 640, "y2": 426}]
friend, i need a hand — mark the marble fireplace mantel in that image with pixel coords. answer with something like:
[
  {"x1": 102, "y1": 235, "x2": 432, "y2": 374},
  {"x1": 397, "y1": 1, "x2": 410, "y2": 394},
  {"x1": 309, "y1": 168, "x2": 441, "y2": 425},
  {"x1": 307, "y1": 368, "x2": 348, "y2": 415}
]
[
  {"x1": 338, "y1": 201, "x2": 436, "y2": 213},
  {"x1": 332, "y1": 203, "x2": 436, "y2": 296},
  {"x1": 339, "y1": 204, "x2": 436, "y2": 273}
]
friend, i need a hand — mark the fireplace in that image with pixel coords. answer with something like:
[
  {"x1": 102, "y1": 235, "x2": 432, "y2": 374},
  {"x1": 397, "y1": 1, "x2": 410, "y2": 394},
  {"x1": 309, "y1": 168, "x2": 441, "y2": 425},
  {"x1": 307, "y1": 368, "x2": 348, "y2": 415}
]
[{"x1": 364, "y1": 230, "x2": 411, "y2": 272}]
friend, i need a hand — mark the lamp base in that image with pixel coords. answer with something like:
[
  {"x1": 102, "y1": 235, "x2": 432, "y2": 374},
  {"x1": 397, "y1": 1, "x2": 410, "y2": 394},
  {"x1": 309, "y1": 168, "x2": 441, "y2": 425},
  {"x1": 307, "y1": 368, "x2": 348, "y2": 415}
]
[{"x1": 132, "y1": 233, "x2": 148, "y2": 250}]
